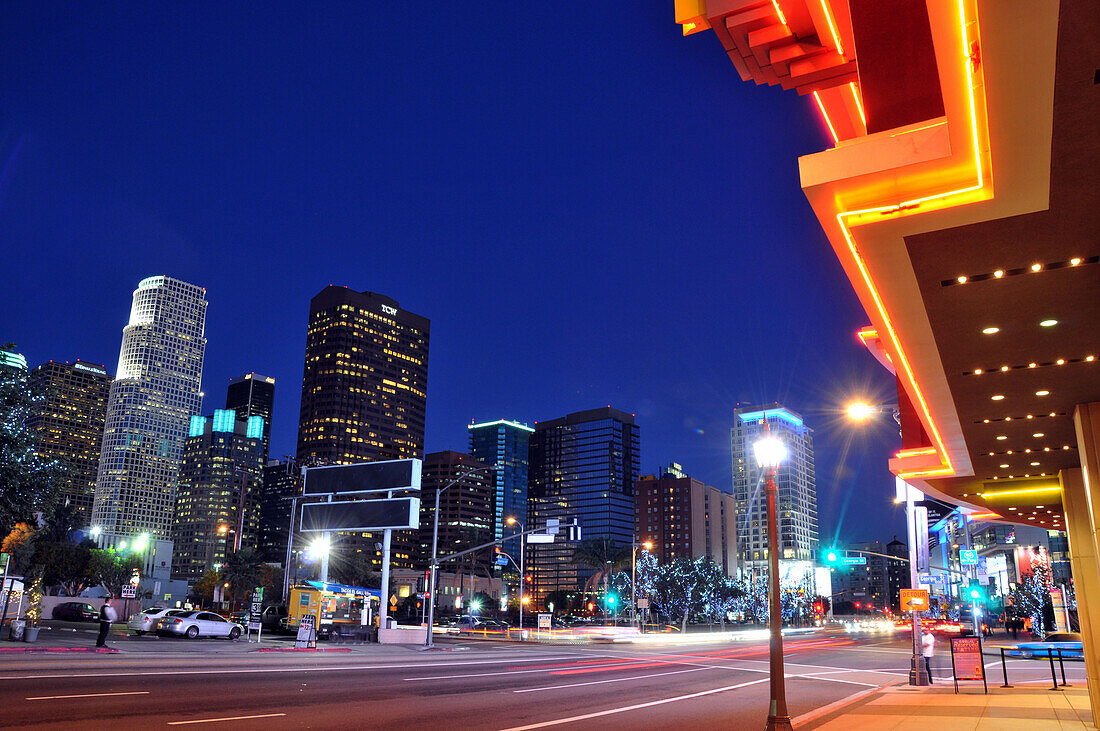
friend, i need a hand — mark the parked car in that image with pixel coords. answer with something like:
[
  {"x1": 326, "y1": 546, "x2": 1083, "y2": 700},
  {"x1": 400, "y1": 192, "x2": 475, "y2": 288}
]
[
  {"x1": 129, "y1": 607, "x2": 191, "y2": 635},
  {"x1": 156, "y1": 610, "x2": 243, "y2": 639},
  {"x1": 1007, "y1": 632, "x2": 1083, "y2": 659},
  {"x1": 52, "y1": 602, "x2": 99, "y2": 622}
]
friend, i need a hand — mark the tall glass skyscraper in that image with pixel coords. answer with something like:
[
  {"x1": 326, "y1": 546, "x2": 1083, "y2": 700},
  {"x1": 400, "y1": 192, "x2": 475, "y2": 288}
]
[
  {"x1": 28, "y1": 360, "x2": 113, "y2": 524},
  {"x1": 225, "y1": 373, "x2": 275, "y2": 464},
  {"x1": 467, "y1": 419, "x2": 533, "y2": 542},
  {"x1": 731, "y1": 405, "x2": 817, "y2": 571},
  {"x1": 92, "y1": 275, "x2": 208, "y2": 542},
  {"x1": 528, "y1": 407, "x2": 639, "y2": 606}
]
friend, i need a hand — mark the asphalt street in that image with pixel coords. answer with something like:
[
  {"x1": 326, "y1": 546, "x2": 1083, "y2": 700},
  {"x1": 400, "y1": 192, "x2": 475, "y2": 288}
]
[{"x1": 0, "y1": 629, "x2": 1086, "y2": 729}]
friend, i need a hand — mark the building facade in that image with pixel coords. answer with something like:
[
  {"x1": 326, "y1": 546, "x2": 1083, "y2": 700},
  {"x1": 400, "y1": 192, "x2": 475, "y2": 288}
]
[
  {"x1": 419, "y1": 451, "x2": 495, "y2": 574},
  {"x1": 528, "y1": 407, "x2": 639, "y2": 606},
  {"x1": 259, "y1": 458, "x2": 302, "y2": 563},
  {"x1": 829, "y1": 540, "x2": 909, "y2": 614},
  {"x1": 91, "y1": 276, "x2": 208, "y2": 542},
  {"x1": 171, "y1": 409, "x2": 263, "y2": 582},
  {"x1": 27, "y1": 360, "x2": 112, "y2": 524},
  {"x1": 225, "y1": 373, "x2": 275, "y2": 463},
  {"x1": 635, "y1": 463, "x2": 738, "y2": 576},
  {"x1": 295, "y1": 286, "x2": 430, "y2": 572},
  {"x1": 731, "y1": 405, "x2": 817, "y2": 571},
  {"x1": 467, "y1": 419, "x2": 532, "y2": 542}
]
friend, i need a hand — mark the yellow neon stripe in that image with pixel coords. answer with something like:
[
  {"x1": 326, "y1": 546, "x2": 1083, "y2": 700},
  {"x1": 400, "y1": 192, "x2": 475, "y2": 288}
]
[
  {"x1": 812, "y1": 91, "x2": 839, "y2": 145},
  {"x1": 849, "y1": 82, "x2": 866, "y2": 126},
  {"x1": 771, "y1": 0, "x2": 788, "y2": 27},
  {"x1": 835, "y1": 0, "x2": 987, "y2": 480},
  {"x1": 819, "y1": 0, "x2": 845, "y2": 57},
  {"x1": 897, "y1": 447, "x2": 937, "y2": 457},
  {"x1": 979, "y1": 486, "x2": 1060, "y2": 499}
]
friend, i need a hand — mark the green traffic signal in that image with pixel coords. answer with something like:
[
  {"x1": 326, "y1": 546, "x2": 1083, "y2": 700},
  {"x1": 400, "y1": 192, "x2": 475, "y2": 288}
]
[
  {"x1": 825, "y1": 549, "x2": 838, "y2": 563},
  {"x1": 607, "y1": 594, "x2": 617, "y2": 606}
]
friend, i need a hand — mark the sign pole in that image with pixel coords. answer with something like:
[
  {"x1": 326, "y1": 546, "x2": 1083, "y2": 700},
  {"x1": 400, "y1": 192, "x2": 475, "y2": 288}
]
[
  {"x1": 903, "y1": 480, "x2": 930, "y2": 686},
  {"x1": 379, "y1": 527, "x2": 392, "y2": 631}
]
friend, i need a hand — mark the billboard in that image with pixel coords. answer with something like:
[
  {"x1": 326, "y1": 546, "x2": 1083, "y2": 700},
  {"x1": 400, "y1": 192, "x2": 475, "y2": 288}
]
[
  {"x1": 300, "y1": 497, "x2": 420, "y2": 532},
  {"x1": 302, "y1": 459, "x2": 421, "y2": 496}
]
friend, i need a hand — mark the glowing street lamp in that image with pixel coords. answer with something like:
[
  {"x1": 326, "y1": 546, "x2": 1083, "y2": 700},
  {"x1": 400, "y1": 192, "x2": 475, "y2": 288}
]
[
  {"x1": 845, "y1": 401, "x2": 876, "y2": 421},
  {"x1": 506, "y1": 515, "x2": 529, "y2": 635},
  {"x1": 754, "y1": 422, "x2": 792, "y2": 731}
]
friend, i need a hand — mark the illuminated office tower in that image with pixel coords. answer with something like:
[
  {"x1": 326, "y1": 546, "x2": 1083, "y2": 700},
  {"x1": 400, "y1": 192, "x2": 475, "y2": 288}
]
[
  {"x1": 731, "y1": 405, "x2": 817, "y2": 571},
  {"x1": 468, "y1": 419, "x2": 533, "y2": 542},
  {"x1": 91, "y1": 276, "x2": 208, "y2": 542},
  {"x1": 225, "y1": 373, "x2": 275, "y2": 463},
  {"x1": 27, "y1": 360, "x2": 113, "y2": 524}
]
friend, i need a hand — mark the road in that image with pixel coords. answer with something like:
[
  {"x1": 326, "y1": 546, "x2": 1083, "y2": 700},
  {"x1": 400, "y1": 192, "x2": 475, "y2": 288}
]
[{"x1": 0, "y1": 629, "x2": 1085, "y2": 729}]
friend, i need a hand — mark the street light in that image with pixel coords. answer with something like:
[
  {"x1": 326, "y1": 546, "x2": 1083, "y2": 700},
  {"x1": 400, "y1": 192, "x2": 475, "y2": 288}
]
[
  {"x1": 754, "y1": 422, "x2": 792, "y2": 731},
  {"x1": 505, "y1": 515, "x2": 527, "y2": 638},
  {"x1": 425, "y1": 463, "x2": 498, "y2": 649},
  {"x1": 631, "y1": 539, "x2": 652, "y2": 628}
]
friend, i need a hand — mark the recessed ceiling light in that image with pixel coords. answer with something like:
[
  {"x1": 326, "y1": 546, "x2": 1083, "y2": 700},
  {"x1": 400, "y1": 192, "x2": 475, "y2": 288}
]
[
  {"x1": 1056, "y1": 359, "x2": 1065, "y2": 365},
  {"x1": 1024, "y1": 449, "x2": 1031, "y2": 453},
  {"x1": 983, "y1": 419, "x2": 990, "y2": 424},
  {"x1": 1005, "y1": 417, "x2": 1013, "y2": 421},
  {"x1": 999, "y1": 464, "x2": 1009, "y2": 468},
  {"x1": 1070, "y1": 258, "x2": 1081, "y2": 266},
  {"x1": 1031, "y1": 263, "x2": 1042, "y2": 272},
  {"x1": 982, "y1": 327, "x2": 1000, "y2": 334},
  {"x1": 1008, "y1": 507, "x2": 1015, "y2": 510},
  {"x1": 957, "y1": 275, "x2": 968, "y2": 283},
  {"x1": 996, "y1": 435, "x2": 1007, "y2": 440},
  {"x1": 1028, "y1": 363, "x2": 1037, "y2": 368},
  {"x1": 1036, "y1": 390, "x2": 1050, "y2": 396},
  {"x1": 1063, "y1": 445, "x2": 1071, "y2": 450},
  {"x1": 1026, "y1": 414, "x2": 1034, "y2": 419},
  {"x1": 1044, "y1": 447, "x2": 1051, "y2": 452},
  {"x1": 1000, "y1": 365, "x2": 1010, "y2": 372},
  {"x1": 1032, "y1": 432, "x2": 1044, "y2": 438},
  {"x1": 1086, "y1": 355, "x2": 1095, "y2": 362},
  {"x1": 974, "y1": 369, "x2": 983, "y2": 375},
  {"x1": 1007, "y1": 450, "x2": 1014, "y2": 454},
  {"x1": 994, "y1": 270, "x2": 1005, "y2": 278},
  {"x1": 1040, "y1": 319, "x2": 1057, "y2": 327},
  {"x1": 988, "y1": 451, "x2": 994, "y2": 455},
  {"x1": 1030, "y1": 462, "x2": 1039, "y2": 466},
  {"x1": 991, "y1": 395, "x2": 1005, "y2": 401}
]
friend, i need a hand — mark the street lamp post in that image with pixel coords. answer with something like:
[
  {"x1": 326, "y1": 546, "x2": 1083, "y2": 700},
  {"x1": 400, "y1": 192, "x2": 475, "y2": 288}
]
[
  {"x1": 425, "y1": 463, "x2": 498, "y2": 649},
  {"x1": 506, "y1": 516, "x2": 527, "y2": 637},
  {"x1": 631, "y1": 539, "x2": 651, "y2": 628},
  {"x1": 754, "y1": 422, "x2": 792, "y2": 731}
]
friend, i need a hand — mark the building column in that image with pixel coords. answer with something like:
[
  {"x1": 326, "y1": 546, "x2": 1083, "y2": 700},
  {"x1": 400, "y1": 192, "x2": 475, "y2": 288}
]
[{"x1": 1066, "y1": 401, "x2": 1100, "y2": 728}]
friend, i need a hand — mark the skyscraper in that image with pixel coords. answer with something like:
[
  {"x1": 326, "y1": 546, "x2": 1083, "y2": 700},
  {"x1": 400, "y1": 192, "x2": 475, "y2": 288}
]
[
  {"x1": 296, "y1": 286, "x2": 429, "y2": 466},
  {"x1": 225, "y1": 373, "x2": 275, "y2": 463},
  {"x1": 259, "y1": 458, "x2": 302, "y2": 563},
  {"x1": 528, "y1": 407, "x2": 639, "y2": 606},
  {"x1": 468, "y1": 419, "x2": 532, "y2": 542},
  {"x1": 27, "y1": 360, "x2": 113, "y2": 524},
  {"x1": 0, "y1": 349, "x2": 27, "y2": 376},
  {"x1": 172, "y1": 409, "x2": 263, "y2": 582},
  {"x1": 92, "y1": 275, "x2": 208, "y2": 542},
  {"x1": 295, "y1": 286, "x2": 430, "y2": 572},
  {"x1": 419, "y1": 451, "x2": 494, "y2": 574},
  {"x1": 635, "y1": 463, "x2": 738, "y2": 576},
  {"x1": 731, "y1": 405, "x2": 817, "y2": 571}
]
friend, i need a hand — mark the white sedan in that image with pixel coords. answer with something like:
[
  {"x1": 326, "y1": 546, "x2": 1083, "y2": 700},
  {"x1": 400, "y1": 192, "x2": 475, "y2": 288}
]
[
  {"x1": 129, "y1": 607, "x2": 190, "y2": 635},
  {"x1": 157, "y1": 610, "x2": 243, "y2": 639}
]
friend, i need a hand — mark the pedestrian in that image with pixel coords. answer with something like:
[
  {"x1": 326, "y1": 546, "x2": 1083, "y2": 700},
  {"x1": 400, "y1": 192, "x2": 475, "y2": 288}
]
[
  {"x1": 96, "y1": 597, "x2": 117, "y2": 649},
  {"x1": 921, "y1": 628, "x2": 935, "y2": 684},
  {"x1": 1010, "y1": 619, "x2": 1018, "y2": 640}
]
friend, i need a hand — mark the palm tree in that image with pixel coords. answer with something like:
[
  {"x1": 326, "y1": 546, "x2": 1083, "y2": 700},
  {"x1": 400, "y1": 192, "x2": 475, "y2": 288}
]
[
  {"x1": 571, "y1": 538, "x2": 631, "y2": 614},
  {"x1": 222, "y1": 547, "x2": 264, "y2": 609}
]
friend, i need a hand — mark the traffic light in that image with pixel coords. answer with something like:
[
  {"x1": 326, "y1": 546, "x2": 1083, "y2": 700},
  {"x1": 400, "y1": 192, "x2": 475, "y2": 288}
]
[
  {"x1": 823, "y1": 548, "x2": 840, "y2": 565},
  {"x1": 966, "y1": 585, "x2": 984, "y2": 603},
  {"x1": 606, "y1": 592, "x2": 618, "y2": 609}
]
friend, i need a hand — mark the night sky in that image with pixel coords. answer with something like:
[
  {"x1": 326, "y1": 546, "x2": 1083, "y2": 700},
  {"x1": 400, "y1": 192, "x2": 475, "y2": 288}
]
[{"x1": 0, "y1": 2, "x2": 906, "y2": 545}]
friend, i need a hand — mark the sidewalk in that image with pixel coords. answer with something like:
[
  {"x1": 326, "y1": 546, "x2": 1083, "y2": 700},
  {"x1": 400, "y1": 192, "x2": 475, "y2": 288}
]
[{"x1": 804, "y1": 682, "x2": 1094, "y2": 730}]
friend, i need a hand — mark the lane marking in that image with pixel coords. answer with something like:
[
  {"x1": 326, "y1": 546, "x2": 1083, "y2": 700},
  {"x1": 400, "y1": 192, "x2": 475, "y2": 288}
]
[
  {"x1": 789, "y1": 672, "x2": 879, "y2": 687},
  {"x1": 513, "y1": 666, "x2": 712, "y2": 693},
  {"x1": 497, "y1": 677, "x2": 770, "y2": 730},
  {"x1": 26, "y1": 691, "x2": 151, "y2": 701},
  {"x1": 168, "y1": 713, "x2": 286, "y2": 725}
]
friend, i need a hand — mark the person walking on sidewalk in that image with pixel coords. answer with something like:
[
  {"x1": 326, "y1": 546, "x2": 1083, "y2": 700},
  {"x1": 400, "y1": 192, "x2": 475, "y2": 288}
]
[
  {"x1": 96, "y1": 597, "x2": 117, "y2": 649},
  {"x1": 921, "y1": 628, "x2": 935, "y2": 683}
]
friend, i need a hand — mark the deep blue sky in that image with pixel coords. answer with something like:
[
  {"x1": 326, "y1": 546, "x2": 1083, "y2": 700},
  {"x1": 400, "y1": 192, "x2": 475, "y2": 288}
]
[{"x1": 0, "y1": 2, "x2": 905, "y2": 545}]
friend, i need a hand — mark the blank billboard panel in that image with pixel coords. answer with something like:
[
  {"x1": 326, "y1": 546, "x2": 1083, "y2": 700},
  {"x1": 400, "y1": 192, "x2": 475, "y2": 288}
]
[
  {"x1": 300, "y1": 498, "x2": 420, "y2": 532},
  {"x1": 303, "y1": 459, "x2": 421, "y2": 496}
]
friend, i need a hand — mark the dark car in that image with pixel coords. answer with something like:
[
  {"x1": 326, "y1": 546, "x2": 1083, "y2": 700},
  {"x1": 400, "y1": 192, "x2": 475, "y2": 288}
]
[{"x1": 52, "y1": 602, "x2": 99, "y2": 622}]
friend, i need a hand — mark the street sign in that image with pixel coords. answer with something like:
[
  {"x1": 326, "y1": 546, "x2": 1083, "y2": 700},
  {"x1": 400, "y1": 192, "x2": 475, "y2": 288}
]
[
  {"x1": 389, "y1": 594, "x2": 398, "y2": 607},
  {"x1": 0, "y1": 553, "x2": 9, "y2": 572},
  {"x1": 253, "y1": 586, "x2": 264, "y2": 601},
  {"x1": 495, "y1": 556, "x2": 509, "y2": 566},
  {"x1": 841, "y1": 556, "x2": 867, "y2": 565},
  {"x1": 636, "y1": 597, "x2": 649, "y2": 609},
  {"x1": 918, "y1": 573, "x2": 946, "y2": 585},
  {"x1": 545, "y1": 519, "x2": 560, "y2": 535},
  {"x1": 527, "y1": 533, "x2": 554, "y2": 544},
  {"x1": 537, "y1": 613, "x2": 552, "y2": 630},
  {"x1": 959, "y1": 549, "x2": 979, "y2": 565},
  {"x1": 900, "y1": 589, "x2": 929, "y2": 610},
  {"x1": 121, "y1": 584, "x2": 136, "y2": 598},
  {"x1": 295, "y1": 614, "x2": 317, "y2": 649}
]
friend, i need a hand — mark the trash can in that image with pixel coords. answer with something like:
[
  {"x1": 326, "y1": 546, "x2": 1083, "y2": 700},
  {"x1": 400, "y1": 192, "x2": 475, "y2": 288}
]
[
  {"x1": 385, "y1": 617, "x2": 397, "y2": 630},
  {"x1": 9, "y1": 620, "x2": 25, "y2": 641}
]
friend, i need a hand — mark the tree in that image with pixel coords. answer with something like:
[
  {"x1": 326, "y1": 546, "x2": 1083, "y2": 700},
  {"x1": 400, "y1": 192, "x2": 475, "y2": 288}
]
[
  {"x1": 222, "y1": 548, "x2": 264, "y2": 609},
  {"x1": 571, "y1": 538, "x2": 631, "y2": 609},
  {"x1": 37, "y1": 500, "x2": 83, "y2": 544},
  {"x1": 2, "y1": 522, "x2": 37, "y2": 574},
  {"x1": 1012, "y1": 548, "x2": 1054, "y2": 635},
  {"x1": 30, "y1": 541, "x2": 94, "y2": 596},
  {"x1": 0, "y1": 350, "x2": 62, "y2": 533},
  {"x1": 88, "y1": 549, "x2": 141, "y2": 597},
  {"x1": 544, "y1": 589, "x2": 574, "y2": 614},
  {"x1": 192, "y1": 569, "x2": 222, "y2": 606},
  {"x1": 648, "y1": 557, "x2": 713, "y2": 632}
]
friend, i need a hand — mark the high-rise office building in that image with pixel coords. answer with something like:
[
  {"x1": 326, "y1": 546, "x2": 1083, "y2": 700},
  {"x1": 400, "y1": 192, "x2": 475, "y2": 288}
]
[
  {"x1": 528, "y1": 407, "x2": 639, "y2": 606},
  {"x1": 225, "y1": 373, "x2": 275, "y2": 463},
  {"x1": 635, "y1": 463, "x2": 738, "y2": 576},
  {"x1": 27, "y1": 360, "x2": 113, "y2": 524},
  {"x1": 295, "y1": 286, "x2": 430, "y2": 571},
  {"x1": 92, "y1": 275, "x2": 208, "y2": 542},
  {"x1": 468, "y1": 419, "x2": 533, "y2": 542},
  {"x1": 296, "y1": 286, "x2": 429, "y2": 465},
  {"x1": 731, "y1": 405, "x2": 817, "y2": 571},
  {"x1": 419, "y1": 451, "x2": 494, "y2": 573},
  {"x1": 0, "y1": 349, "x2": 27, "y2": 376},
  {"x1": 259, "y1": 458, "x2": 302, "y2": 562},
  {"x1": 172, "y1": 409, "x2": 263, "y2": 582}
]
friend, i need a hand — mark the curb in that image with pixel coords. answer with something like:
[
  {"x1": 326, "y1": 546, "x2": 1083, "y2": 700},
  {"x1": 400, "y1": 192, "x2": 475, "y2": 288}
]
[
  {"x1": 255, "y1": 647, "x2": 354, "y2": 653},
  {"x1": 0, "y1": 646, "x2": 120, "y2": 654},
  {"x1": 790, "y1": 682, "x2": 894, "y2": 728}
]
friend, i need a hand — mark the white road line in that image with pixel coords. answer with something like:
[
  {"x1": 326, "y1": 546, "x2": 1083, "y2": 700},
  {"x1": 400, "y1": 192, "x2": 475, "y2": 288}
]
[
  {"x1": 0, "y1": 655, "x2": 605, "y2": 681},
  {"x1": 26, "y1": 691, "x2": 151, "y2": 701},
  {"x1": 406, "y1": 661, "x2": 640, "y2": 681},
  {"x1": 167, "y1": 713, "x2": 286, "y2": 725},
  {"x1": 513, "y1": 666, "x2": 712, "y2": 693},
  {"x1": 789, "y1": 672, "x2": 879, "y2": 687},
  {"x1": 496, "y1": 677, "x2": 771, "y2": 731}
]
